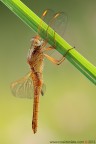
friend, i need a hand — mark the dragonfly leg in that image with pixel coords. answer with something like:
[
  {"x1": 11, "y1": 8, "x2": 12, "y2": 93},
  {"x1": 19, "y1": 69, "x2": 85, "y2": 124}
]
[
  {"x1": 44, "y1": 46, "x2": 55, "y2": 51},
  {"x1": 42, "y1": 39, "x2": 48, "y2": 48},
  {"x1": 44, "y1": 47, "x2": 74, "y2": 65},
  {"x1": 44, "y1": 53, "x2": 65, "y2": 65}
]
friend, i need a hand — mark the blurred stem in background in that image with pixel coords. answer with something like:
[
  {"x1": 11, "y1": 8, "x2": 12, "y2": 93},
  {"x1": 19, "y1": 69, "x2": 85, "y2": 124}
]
[{"x1": 1, "y1": 0, "x2": 96, "y2": 85}]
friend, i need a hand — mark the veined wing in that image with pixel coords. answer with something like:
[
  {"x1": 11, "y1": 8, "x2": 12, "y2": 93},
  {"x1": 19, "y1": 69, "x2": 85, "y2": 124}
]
[
  {"x1": 11, "y1": 72, "x2": 46, "y2": 99},
  {"x1": 38, "y1": 9, "x2": 68, "y2": 41},
  {"x1": 39, "y1": 9, "x2": 68, "y2": 58},
  {"x1": 38, "y1": 9, "x2": 54, "y2": 35},
  {"x1": 11, "y1": 72, "x2": 34, "y2": 99},
  {"x1": 50, "y1": 11, "x2": 68, "y2": 38}
]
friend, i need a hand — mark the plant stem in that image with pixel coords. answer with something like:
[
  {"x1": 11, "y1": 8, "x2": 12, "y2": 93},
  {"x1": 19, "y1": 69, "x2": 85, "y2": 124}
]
[{"x1": 1, "y1": 0, "x2": 96, "y2": 85}]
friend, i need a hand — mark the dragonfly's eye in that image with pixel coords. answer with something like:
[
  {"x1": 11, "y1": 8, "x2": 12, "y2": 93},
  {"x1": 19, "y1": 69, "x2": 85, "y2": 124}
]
[
  {"x1": 30, "y1": 38, "x2": 43, "y2": 47},
  {"x1": 35, "y1": 40, "x2": 41, "y2": 46}
]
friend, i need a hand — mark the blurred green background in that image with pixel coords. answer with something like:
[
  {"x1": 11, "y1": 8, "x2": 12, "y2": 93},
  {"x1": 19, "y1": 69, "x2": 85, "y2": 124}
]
[{"x1": 0, "y1": 0, "x2": 96, "y2": 144}]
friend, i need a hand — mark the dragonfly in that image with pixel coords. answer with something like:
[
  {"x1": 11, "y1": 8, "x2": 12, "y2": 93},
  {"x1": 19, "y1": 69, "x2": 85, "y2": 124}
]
[{"x1": 11, "y1": 9, "x2": 73, "y2": 134}]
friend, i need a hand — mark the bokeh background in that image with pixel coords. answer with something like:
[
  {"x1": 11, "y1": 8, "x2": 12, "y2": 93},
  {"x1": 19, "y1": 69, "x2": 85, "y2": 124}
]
[{"x1": 0, "y1": 0, "x2": 96, "y2": 144}]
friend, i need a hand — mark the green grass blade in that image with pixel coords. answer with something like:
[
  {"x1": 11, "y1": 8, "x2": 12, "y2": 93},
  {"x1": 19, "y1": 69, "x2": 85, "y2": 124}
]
[{"x1": 1, "y1": 0, "x2": 96, "y2": 85}]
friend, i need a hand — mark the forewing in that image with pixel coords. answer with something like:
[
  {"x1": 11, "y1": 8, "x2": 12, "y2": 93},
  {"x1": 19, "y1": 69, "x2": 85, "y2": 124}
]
[
  {"x1": 51, "y1": 11, "x2": 68, "y2": 38},
  {"x1": 11, "y1": 73, "x2": 34, "y2": 99},
  {"x1": 38, "y1": 9, "x2": 55, "y2": 35},
  {"x1": 41, "y1": 10, "x2": 68, "y2": 58},
  {"x1": 39, "y1": 9, "x2": 68, "y2": 37}
]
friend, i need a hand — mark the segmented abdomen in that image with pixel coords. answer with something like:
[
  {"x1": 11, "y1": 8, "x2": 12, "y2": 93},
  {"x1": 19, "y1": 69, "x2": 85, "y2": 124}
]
[{"x1": 31, "y1": 71, "x2": 43, "y2": 134}]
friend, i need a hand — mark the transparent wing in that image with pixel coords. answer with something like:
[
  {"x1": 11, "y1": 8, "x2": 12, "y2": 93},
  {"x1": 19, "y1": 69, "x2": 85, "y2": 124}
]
[
  {"x1": 40, "y1": 9, "x2": 68, "y2": 58},
  {"x1": 38, "y1": 9, "x2": 55, "y2": 36},
  {"x1": 38, "y1": 9, "x2": 68, "y2": 37},
  {"x1": 11, "y1": 72, "x2": 34, "y2": 99},
  {"x1": 50, "y1": 11, "x2": 68, "y2": 38}
]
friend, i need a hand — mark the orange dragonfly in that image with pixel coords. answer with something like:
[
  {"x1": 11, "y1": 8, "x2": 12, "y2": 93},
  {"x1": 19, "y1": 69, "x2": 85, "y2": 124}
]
[{"x1": 11, "y1": 9, "x2": 73, "y2": 134}]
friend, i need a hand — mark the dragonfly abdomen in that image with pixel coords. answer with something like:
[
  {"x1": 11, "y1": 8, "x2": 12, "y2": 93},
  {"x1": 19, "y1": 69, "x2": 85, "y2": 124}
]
[{"x1": 31, "y1": 71, "x2": 43, "y2": 134}]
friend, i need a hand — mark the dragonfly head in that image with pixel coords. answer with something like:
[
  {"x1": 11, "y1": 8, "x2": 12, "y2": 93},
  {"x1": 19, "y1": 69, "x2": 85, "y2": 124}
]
[{"x1": 30, "y1": 35, "x2": 44, "y2": 48}]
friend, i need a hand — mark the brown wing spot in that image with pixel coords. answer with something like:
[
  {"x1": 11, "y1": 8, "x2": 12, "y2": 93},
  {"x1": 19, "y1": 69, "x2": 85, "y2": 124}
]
[
  {"x1": 42, "y1": 10, "x2": 48, "y2": 16},
  {"x1": 54, "y1": 13, "x2": 60, "y2": 18}
]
